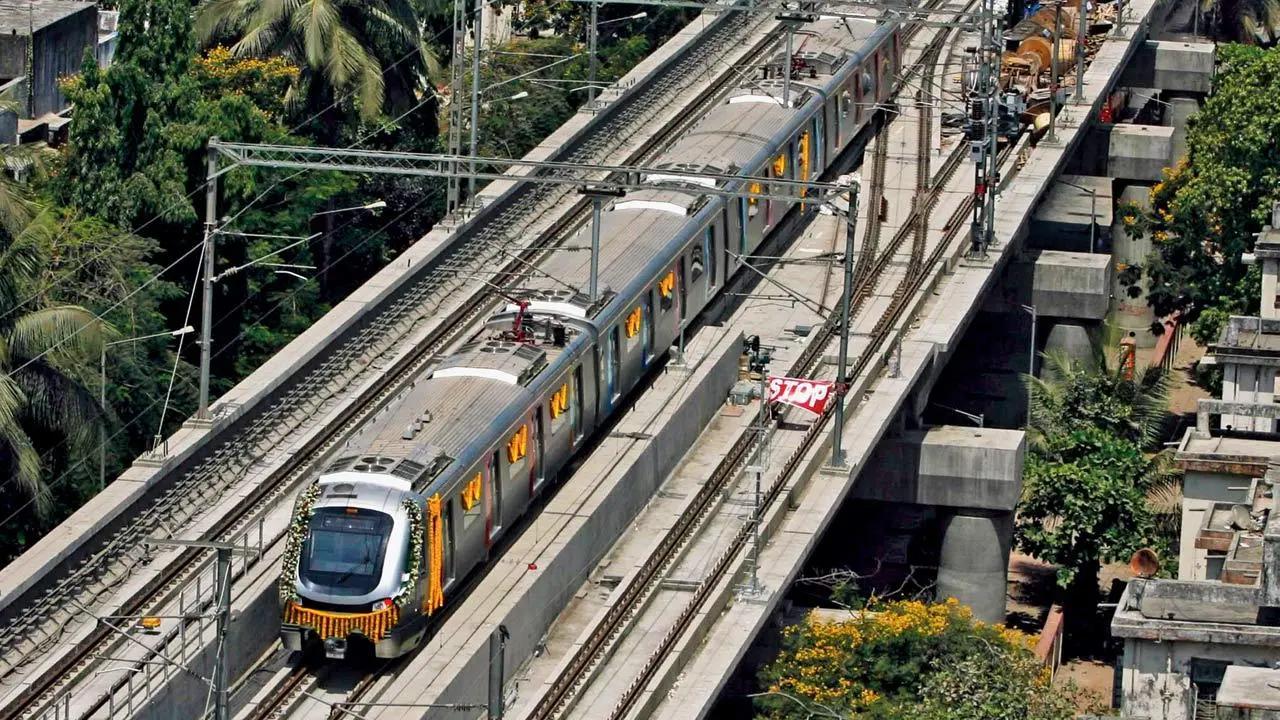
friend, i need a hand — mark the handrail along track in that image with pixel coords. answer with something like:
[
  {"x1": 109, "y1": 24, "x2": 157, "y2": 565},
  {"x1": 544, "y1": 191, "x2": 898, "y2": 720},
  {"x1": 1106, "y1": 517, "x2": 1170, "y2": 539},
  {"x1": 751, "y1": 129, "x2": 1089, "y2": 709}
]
[{"x1": 2, "y1": 8, "x2": 776, "y2": 720}]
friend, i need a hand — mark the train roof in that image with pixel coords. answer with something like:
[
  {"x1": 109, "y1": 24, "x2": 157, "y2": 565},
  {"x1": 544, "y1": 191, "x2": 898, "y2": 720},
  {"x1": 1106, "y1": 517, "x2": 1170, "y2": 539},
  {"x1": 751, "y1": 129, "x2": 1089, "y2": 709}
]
[
  {"x1": 330, "y1": 368, "x2": 535, "y2": 485},
  {"x1": 514, "y1": 193, "x2": 697, "y2": 312}
]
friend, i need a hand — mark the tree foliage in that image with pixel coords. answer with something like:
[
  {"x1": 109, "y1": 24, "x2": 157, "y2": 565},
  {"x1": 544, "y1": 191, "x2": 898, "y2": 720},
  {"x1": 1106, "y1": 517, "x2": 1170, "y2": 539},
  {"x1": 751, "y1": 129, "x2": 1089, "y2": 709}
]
[
  {"x1": 1017, "y1": 352, "x2": 1178, "y2": 591},
  {"x1": 1200, "y1": 0, "x2": 1280, "y2": 44},
  {"x1": 755, "y1": 599, "x2": 1075, "y2": 720},
  {"x1": 1141, "y1": 44, "x2": 1280, "y2": 330}
]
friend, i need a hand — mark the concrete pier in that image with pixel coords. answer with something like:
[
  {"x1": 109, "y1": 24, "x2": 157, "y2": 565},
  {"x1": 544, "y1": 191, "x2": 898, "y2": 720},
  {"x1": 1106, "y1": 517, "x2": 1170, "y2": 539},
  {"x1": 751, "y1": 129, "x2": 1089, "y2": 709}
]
[{"x1": 937, "y1": 512, "x2": 1015, "y2": 624}]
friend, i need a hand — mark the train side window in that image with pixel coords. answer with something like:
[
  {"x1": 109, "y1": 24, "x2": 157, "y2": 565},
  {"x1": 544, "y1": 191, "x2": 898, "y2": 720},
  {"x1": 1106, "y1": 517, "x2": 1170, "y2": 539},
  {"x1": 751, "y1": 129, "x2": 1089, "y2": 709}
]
[
  {"x1": 659, "y1": 270, "x2": 675, "y2": 312},
  {"x1": 705, "y1": 225, "x2": 717, "y2": 294},
  {"x1": 506, "y1": 423, "x2": 528, "y2": 478},
  {"x1": 609, "y1": 327, "x2": 621, "y2": 401},
  {"x1": 460, "y1": 472, "x2": 482, "y2": 529},
  {"x1": 840, "y1": 90, "x2": 852, "y2": 119},
  {"x1": 571, "y1": 365, "x2": 584, "y2": 441},
  {"x1": 691, "y1": 244, "x2": 705, "y2": 281},
  {"x1": 549, "y1": 380, "x2": 569, "y2": 434},
  {"x1": 739, "y1": 198, "x2": 749, "y2": 251},
  {"x1": 643, "y1": 290, "x2": 654, "y2": 364}
]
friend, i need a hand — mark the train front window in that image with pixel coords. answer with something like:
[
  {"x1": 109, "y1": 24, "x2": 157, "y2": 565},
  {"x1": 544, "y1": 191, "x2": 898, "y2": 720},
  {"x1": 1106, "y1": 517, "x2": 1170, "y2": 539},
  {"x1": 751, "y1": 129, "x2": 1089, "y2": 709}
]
[{"x1": 299, "y1": 508, "x2": 393, "y2": 596}]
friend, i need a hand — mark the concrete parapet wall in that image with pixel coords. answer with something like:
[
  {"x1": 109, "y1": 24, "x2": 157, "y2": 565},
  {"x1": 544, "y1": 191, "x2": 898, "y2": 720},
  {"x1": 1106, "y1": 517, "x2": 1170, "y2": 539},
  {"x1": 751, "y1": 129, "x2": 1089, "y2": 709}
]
[
  {"x1": 854, "y1": 426, "x2": 1025, "y2": 512},
  {"x1": 424, "y1": 330, "x2": 744, "y2": 716},
  {"x1": 0, "y1": 8, "x2": 744, "y2": 620},
  {"x1": 1121, "y1": 39, "x2": 1215, "y2": 94}
]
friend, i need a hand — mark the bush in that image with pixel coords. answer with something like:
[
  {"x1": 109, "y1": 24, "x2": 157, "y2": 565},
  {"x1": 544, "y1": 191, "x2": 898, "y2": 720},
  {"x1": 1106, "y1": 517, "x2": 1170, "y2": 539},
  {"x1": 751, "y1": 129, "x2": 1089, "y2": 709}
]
[{"x1": 754, "y1": 599, "x2": 1075, "y2": 720}]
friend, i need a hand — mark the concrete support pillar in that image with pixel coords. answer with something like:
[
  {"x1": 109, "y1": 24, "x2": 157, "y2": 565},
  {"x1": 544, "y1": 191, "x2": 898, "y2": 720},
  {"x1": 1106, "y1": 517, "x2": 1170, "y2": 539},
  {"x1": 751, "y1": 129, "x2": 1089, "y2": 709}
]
[
  {"x1": 937, "y1": 510, "x2": 1014, "y2": 624},
  {"x1": 1043, "y1": 320, "x2": 1095, "y2": 368},
  {"x1": 1167, "y1": 96, "x2": 1200, "y2": 163},
  {"x1": 1111, "y1": 185, "x2": 1157, "y2": 347}
]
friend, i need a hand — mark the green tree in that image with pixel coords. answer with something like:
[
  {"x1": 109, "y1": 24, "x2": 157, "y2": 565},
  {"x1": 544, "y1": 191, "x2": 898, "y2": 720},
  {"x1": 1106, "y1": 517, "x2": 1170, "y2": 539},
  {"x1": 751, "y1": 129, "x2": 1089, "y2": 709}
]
[
  {"x1": 1026, "y1": 350, "x2": 1171, "y2": 450},
  {"x1": 1143, "y1": 45, "x2": 1280, "y2": 328},
  {"x1": 1199, "y1": 0, "x2": 1280, "y2": 44},
  {"x1": 754, "y1": 599, "x2": 1075, "y2": 720},
  {"x1": 194, "y1": 0, "x2": 439, "y2": 123},
  {"x1": 0, "y1": 214, "x2": 110, "y2": 518}
]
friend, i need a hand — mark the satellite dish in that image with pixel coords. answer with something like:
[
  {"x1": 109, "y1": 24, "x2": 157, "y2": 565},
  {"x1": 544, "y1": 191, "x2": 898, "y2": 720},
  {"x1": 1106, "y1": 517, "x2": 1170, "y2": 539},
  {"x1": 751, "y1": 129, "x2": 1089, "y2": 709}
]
[
  {"x1": 1129, "y1": 548, "x2": 1160, "y2": 578},
  {"x1": 1230, "y1": 504, "x2": 1261, "y2": 532}
]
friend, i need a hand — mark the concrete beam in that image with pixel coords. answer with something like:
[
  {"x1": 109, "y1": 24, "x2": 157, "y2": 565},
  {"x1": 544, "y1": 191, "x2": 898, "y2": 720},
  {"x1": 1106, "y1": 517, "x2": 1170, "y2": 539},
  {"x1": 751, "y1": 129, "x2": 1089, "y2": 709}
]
[
  {"x1": 1107, "y1": 124, "x2": 1174, "y2": 182},
  {"x1": 854, "y1": 426, "x2": 1025, "y2": 512},
  {"x1": 1031, "y1": 250, "x2": 1111, "y2": 320},
  {"x1": 1121, "y1": 40, "x2": 1216, "y2": 94}
]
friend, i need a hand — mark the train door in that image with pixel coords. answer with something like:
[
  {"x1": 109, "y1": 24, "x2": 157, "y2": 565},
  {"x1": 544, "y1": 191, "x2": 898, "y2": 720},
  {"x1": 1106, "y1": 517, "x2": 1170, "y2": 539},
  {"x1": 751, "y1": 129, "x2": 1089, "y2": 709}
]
[
  {"x1": 533, "y1": 413, "x2": 545, "y2": 493},
  {"x1": 812, "y1": 117, "x2": 824, "y2": 175},
  {"x1": 572, "y1": 364, "x2": 584, "y2": 444},
  {"x1": 606, "y1": 326, "x2": 621, "y2": 404},
  {"x1": 702, "y1": 225, "x2": 717, "y2": 301},
  {"x1": 443, "y1": 501, "x2": 455, "y2": 584},
  {"x1": 642, "y1": 290, "x2": 654, "y2": 365},
  {"x1": 677, "y1": 257, "x2": 688, "y2": 325},
  {"x1": 723, "y1": 206, "x2": 736, "y2": 278},
  {"x1": 487, "y1": 450, "x2": 502, "y2": 542}
]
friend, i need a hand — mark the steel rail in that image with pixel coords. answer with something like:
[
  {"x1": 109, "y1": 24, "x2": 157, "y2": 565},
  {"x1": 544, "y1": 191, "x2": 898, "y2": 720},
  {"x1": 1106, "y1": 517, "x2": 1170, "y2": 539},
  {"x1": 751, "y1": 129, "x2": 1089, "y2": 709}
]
[
  {"x1": 523, "y1": 7, "x2": 969, "y2": 718},
  {"x1": 271, "y1": 21, "x2": 803, "y2": 720},
  {"x1": 2, "y1": 9, "x2": 771, "y2": 720}
]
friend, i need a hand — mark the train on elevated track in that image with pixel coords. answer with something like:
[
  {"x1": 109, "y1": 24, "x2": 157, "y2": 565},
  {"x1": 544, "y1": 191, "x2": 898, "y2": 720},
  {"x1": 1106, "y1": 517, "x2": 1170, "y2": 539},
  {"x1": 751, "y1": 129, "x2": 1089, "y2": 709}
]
[{"x1": 279, "y1": 13, "x2": 905, "y2": 660}]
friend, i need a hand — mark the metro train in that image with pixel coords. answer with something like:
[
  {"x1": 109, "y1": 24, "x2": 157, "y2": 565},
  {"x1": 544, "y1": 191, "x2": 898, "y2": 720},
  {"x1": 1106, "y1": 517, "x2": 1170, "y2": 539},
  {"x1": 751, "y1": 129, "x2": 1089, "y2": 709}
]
[{"x1": 279, "y1": 14, "x2": 904, "y2": 660}]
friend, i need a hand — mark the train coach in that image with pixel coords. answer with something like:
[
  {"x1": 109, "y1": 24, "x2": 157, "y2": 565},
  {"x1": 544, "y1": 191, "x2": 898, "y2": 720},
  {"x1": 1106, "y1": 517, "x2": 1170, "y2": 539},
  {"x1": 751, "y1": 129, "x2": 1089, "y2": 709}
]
[{"x1": 280, "y1": 14, "x2": 903, "y2": 660}]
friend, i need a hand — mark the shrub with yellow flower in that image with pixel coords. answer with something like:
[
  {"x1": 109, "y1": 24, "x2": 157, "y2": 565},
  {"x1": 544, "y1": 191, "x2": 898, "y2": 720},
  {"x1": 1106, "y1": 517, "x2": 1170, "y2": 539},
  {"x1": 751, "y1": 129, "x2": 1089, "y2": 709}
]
[{"x1": 754, "y1": 598, "x2": 1075, "y2": 720}]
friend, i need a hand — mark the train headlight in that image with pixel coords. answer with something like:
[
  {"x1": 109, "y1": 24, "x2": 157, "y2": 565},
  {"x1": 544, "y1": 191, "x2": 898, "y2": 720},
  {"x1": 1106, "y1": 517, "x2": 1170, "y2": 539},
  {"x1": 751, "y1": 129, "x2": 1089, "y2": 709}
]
[{"x1": 371, "y1": 598, "x2": 393, "y2": 612}]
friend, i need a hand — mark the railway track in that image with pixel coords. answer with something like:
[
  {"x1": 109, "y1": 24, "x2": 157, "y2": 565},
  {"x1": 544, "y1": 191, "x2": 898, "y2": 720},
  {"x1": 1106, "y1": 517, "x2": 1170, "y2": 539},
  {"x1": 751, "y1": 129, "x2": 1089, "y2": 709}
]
[
  {"x1": 151, "y1": 15, "x2": 811, "y2": 720},
  {"x1": 519, "y1": 8, "x2": 981, "y2": 719},
  {"x1": 1, "y1": 9, "x2": 785, "y2": 720}
]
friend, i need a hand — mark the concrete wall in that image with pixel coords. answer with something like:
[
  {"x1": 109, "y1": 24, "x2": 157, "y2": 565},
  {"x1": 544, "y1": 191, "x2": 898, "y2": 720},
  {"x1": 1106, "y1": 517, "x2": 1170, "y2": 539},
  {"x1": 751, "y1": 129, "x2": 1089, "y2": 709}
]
[
  {"x1": 31, "y1": 6, "x2": 96, "y2": 116},
  {"x1": 1223, "y1": 362, "x2": 1279, "y2": 433},
  {"x1": 1180, "y1": 470, "x2": 1254, "y2": 580},
  {"x1": 1120, "y1": 637, "x2": 1279, "y2": 720},
  {"x1": 427, "y1": 331, "x2": 745, "y2": 717}
]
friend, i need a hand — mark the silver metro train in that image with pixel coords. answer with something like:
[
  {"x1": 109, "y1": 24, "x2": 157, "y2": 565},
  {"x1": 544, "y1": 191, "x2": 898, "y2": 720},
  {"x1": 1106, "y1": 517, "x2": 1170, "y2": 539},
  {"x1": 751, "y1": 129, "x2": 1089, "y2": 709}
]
[{"x1": 280, "y1": 14, "x2": 903, "y2": 660}]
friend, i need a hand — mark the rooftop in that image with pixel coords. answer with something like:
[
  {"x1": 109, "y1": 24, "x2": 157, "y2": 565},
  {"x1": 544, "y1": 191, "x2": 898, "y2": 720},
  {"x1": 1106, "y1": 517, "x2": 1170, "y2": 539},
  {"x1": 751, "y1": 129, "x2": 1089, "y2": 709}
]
[
  {"x1": 1217, "y1": 666, "x2": 1280, "y2": 711},
  {"x1": 0, "y1": 0, "x2": 94, "y2": 34}
]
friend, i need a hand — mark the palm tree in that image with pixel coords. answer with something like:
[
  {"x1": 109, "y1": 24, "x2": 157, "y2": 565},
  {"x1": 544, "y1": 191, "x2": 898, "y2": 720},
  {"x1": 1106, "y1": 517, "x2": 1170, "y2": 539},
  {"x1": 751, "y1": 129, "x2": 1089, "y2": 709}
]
[
  {"x1": 1025, "y1": 348, "x2": 1170, "y2": 451},
  {"x1": 1199, "y1": 0, "x2": 1280, "y2": 44},
  {"x1": 0, "y1": 189, "x2": 109, "y2": 517},
  {"x1": 194, "y1": 0, "x2": 441, "y2": 122}
]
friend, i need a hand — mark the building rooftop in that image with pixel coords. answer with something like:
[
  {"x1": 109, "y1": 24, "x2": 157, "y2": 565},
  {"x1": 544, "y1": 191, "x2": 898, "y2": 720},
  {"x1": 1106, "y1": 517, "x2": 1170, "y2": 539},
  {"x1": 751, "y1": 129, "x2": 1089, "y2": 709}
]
[
  {"x1": 1217, "y1": 666, "x2": 1280, "y2": 711},
  {"x1": 0, "y1": 0, "x2": 94, "y2": 34}
]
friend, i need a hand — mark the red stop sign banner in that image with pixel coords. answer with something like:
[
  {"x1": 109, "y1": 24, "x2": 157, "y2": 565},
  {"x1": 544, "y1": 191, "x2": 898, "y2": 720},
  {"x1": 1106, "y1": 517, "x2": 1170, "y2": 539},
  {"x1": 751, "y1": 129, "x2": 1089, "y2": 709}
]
[{"x1": 767, "y1": 376, "x2": 835, "y2": 415}]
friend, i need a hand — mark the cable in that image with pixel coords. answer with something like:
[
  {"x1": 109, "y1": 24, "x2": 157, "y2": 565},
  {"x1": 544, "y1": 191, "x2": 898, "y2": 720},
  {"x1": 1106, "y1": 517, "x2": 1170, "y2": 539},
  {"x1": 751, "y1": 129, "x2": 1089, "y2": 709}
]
[{"x1": 0, "y1": 30, "x2": 447, "y2": 326}]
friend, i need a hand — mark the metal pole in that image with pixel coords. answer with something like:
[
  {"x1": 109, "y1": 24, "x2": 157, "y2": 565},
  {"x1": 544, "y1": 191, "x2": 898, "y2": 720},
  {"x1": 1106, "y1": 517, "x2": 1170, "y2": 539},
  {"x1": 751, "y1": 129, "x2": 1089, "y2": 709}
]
[
  {"x1": 468, "y1": 0, "x2": 484, "y2": 203},
  {"x1": 985, "y1": 2, "x2": 1001, "y2": 249},
  {"x1": 197, "y1": 139, "x2": 218, "y2": 421},
  {"x1": 588, "y1": 0, "x2": 599, "y2": 104},
  {"x1": 214, "y1": 547, "x2": 231, "y2": 720},
  {"x1": 1048, "y1": 2, "x2": 1060, "y2": 143},
  {"x1": 782, "y1": 24, "x2": 793, "y2": 107},
  {"x1": 750, "y1": 369, "x2": 766, "y2": 594},
  {"x1": 1089, "y1": 189, "x2": 1096, "y2": 253},
  {"x1": 99, "y1": 346, "x2": 106, "y2": 491},
  {"x1": 832, "y1": 185, "x2": 859, "y2": 467},
  {"x1": 1074, "y1": 0, "x2": 1086, "y2": 103},
  {"x1": 589, "y1": 196, "x2": 602, "y2": 302},
  {"x1": 1028, "y1": 306, "x2": 1036, "y2": 378}
]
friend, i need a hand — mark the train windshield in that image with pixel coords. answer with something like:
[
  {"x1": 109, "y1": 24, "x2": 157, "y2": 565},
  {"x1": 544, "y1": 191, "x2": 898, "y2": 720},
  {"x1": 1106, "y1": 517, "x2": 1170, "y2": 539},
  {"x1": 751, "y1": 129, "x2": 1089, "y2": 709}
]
[{"x1": 299, "y1": 508, "x2": 393, "y2": 596}]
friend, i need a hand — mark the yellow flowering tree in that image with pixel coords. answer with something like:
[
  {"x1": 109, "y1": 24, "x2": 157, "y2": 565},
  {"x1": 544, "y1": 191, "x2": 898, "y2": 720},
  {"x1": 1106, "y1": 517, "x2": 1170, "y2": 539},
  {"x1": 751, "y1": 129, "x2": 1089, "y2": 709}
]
[{"x1": 755, "y1": 599, "x2": 1075, "y2": 720}]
